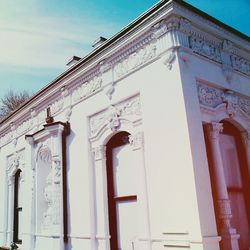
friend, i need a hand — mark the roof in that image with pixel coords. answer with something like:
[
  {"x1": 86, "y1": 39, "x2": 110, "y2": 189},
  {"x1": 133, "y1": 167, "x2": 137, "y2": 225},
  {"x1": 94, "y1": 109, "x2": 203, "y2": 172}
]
[{"x1": 1, "y1": 0, "x2": 249, "y2": 125}]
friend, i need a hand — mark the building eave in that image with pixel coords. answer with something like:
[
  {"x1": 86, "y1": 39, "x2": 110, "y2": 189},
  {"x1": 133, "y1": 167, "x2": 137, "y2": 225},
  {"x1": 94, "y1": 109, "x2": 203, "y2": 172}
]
[{"x1": 0, "y1": 0, "x2": 249, "y2": 126}]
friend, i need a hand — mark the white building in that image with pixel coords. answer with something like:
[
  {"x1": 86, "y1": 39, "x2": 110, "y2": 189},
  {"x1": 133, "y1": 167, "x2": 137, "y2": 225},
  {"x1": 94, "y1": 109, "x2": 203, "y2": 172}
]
[{"x1": 0, "y1": 0, "x2": 249, "y2": 250}]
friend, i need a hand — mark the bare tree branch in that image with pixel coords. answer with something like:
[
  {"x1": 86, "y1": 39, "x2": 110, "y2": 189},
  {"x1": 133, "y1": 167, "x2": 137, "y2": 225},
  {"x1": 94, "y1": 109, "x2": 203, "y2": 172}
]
[{"x1": 0, "y1": 89, "x2": 30, "y2": 120}]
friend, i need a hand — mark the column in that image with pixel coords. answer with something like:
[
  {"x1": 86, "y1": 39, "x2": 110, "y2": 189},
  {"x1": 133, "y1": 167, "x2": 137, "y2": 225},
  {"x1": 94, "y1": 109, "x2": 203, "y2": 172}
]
[
  {"x1": 205, "y1": 122, "x2": 239, "y2": 250},
  {"x1": 129, "y1": 132, "x2": 151, "y2": 250},
  {"x1": 25, "y1": 137, "x2": 36, "y2": 250},
  {"x1": 241, "y1": 130, "x2": 250, "y2": 175},
  {"x1": 50, "y1": 128, "x2": 64, "y2": 250},
  {"x1": 6, "y1": 176, "x2": 14, "y2": 246},
  {"x1": 92, "y1": 144, "x2": 110, "y2": 250}
]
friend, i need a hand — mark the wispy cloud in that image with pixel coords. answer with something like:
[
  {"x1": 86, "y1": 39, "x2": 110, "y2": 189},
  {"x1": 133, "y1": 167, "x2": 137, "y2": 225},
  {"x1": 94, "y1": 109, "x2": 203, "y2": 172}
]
[{"x1": 0, "y1": 10, "x2": 120, "y2": 70}]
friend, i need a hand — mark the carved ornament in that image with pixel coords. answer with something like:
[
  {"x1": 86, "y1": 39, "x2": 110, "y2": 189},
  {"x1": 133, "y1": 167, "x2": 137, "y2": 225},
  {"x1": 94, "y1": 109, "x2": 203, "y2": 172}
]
[
  {"x1": 206, "y1": 122, "x2": 223, "y2": 140},
  {"x1": 6, "y1": 150, "x2": 25, "y2": 178},
  {"x1": 163, "y1": 49, "x2": 176, "y2": 70},
  {"x1": 197, "y1": 83, "x2": 250, "y2": 118},
  {"x1": 90, "y1": 96, "x2": 141, "y2": 137},
  {"x1": 129, "y1": 132, "x2": 144, "y2": 150},
  {"x1": 114, "y1": 43, "x2": 157, "y2": 78}
]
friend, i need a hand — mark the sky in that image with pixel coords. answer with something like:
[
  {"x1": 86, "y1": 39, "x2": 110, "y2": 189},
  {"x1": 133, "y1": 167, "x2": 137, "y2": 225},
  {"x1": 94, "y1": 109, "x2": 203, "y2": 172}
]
[{"x1": 0, "y1": 0, "x2": 249, "y2": 99}]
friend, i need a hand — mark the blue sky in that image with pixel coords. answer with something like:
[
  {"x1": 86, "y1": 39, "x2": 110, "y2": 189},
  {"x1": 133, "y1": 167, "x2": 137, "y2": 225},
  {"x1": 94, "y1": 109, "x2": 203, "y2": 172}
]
[{"x1": 0, "y1": 0, "x2": 249, "y2": 99}]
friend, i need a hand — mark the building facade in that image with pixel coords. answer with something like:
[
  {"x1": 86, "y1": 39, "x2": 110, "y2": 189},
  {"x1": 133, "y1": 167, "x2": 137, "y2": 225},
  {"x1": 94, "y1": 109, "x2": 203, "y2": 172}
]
[{"x1": 0, "y1": 0, "x2": 249, "y2": 250}]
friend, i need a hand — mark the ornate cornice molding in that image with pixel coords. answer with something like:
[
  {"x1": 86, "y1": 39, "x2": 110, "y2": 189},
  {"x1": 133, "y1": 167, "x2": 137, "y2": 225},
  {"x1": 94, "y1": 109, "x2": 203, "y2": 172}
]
[{"x1": 0, "y1": 6, "x2": 249, "y2": 148}]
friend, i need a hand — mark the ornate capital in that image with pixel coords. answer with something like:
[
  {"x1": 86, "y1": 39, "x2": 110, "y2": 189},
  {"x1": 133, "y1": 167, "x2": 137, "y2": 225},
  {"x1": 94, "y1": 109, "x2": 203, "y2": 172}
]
[
  {"x1": 129, "y1": 132, "x2": 144, "y2": 150},
  {"x1": 241, "y1": 130, "x2": 250, "y2": 147},
  {"x1": 92, "y1": 145, "x2": 106, "y2": 161},
  {"x1": 206, "y1": 122, "x2": 223, "y2": 140}
]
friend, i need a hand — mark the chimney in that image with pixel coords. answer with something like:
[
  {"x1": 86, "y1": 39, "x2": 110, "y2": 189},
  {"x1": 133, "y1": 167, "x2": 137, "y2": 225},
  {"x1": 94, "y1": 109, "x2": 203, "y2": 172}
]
[
  {"x1": 92, "y1": 36, "x2": 107, "y2": 49},
  {"x1": 66, "y1": 55, "x2": 81, "y2": 67}
]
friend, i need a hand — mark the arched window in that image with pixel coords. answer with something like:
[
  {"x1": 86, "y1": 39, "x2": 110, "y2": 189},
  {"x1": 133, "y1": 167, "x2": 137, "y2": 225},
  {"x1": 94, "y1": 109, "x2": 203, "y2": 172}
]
[
  {"x1": 106, "y1": 131, "x2": 138, "y2": 250},
  {"x1": 13, "y1": 169, "x2": 22, "y2": 244},
  {"x1": 205, "y1": 121, "x2": 250, "y2": 250},
  {"x1": 219, "y1": 122, "x2": 250, "y2": 250}
]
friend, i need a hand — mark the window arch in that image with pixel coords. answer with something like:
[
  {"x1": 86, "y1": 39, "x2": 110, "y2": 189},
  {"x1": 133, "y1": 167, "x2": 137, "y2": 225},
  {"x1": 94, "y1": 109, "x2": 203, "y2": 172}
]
[
  {"x1": 219, "y1": 121, "x2": 250, "y2": 250},
  {"x1": 205, "y1": 120, "x2": 250, "y2": 250},
  {"x1": 13, "y1": 169, "x2": 22, "y2": 244},
  {"x1": 106, "y1": 131, "x2": 138, "y2": 250}
]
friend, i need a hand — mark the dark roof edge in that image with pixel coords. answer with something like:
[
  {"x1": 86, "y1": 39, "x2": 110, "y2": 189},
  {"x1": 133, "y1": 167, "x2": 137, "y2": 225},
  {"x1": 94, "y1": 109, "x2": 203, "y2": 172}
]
[{"x1": 1, "y1": 0, "x2": 249, "y2": 125}]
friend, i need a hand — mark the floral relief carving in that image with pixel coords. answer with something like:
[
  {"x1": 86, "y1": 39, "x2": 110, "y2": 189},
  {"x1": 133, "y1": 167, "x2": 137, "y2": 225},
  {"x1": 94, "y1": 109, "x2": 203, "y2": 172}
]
[
  {"x1": 163, "y1": 50, "x2": 176, "y2": 70},
  {"x1": 198, "y1": 83, "x2": 250, "y2": 117},
  {"x1": 72, "y1": 76, "x2": 102, "y2": 103},
  {"x1": 42, "y1": 171, "x2": 53, "y2": 231},
  {"x1": 52, "y1": 157, "x2": 61, "y2": 184},
  {"x1": 36, "y1": 144, "x2": 52, "y2": 164},
  {"x1": 114, "y1": 43, "x2": 157, "y2": 78},
  {"x1": 90, "y1": 96, "x2": 141, "y2": 137},
  {"x1": 197, "y1": 84, "x2": 223, "y2": 108},
  {"x1": 231, "y1": 55, "x2": 250, "y2": 75},
  {"x1": 151, "y1": 19, "x2": 168, "y2": 39},
  {"x1": 189, "y1": 36, "x2": 221, "y2": 63},
  {"x1": 6, "y1": 150, "x2": 25, "y2": 178},
  {"x1": 50, "y1": 98, "x2": 64, "y2": 116},
  {"x1": 239, "y1": 98, "x2": 250, "y2": 117}
]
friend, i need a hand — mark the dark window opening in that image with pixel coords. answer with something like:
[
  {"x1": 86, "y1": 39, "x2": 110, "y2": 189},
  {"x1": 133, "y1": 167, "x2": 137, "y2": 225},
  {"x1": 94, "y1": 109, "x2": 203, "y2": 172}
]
[
  {"x1": 106, "y1": 131, "x2": 137, "y2": 250},
  {"x1": 13, "y1": 169, "x2": 22, "y2": 244}
]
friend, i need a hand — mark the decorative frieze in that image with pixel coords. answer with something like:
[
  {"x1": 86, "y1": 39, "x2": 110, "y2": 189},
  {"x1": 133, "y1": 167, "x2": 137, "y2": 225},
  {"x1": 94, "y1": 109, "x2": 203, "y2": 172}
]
[
  {"x1": 0, "y1": 13, "x2": 249, "y2": 150},
  {"x1": 197, "y1": 83, "x2": 250, "y2": 117},
  {"x1": 189, "y1": 36, "x2": 221, "y2": 63},
  {"x1": 90, "y1": 95, "x2": 141, "y2": 137},
  {"x1": 50, "y1": 98, "x2": 64, "y2": 116},
  {"x1": 197, "y1": 84, "x2": 223, "y2": 108},
  {"x1": 114, "y1": 43, "x2": 157, "y2": 78},
  {"x1": 231, "y1": 55, "x2": 250, "y2": 75},
  {"x1": 239, "y1": 98, "x2": 250, "y2": 117},
  {"x1": 72, "y1": 76, "x2": 103, "y2": 104}
]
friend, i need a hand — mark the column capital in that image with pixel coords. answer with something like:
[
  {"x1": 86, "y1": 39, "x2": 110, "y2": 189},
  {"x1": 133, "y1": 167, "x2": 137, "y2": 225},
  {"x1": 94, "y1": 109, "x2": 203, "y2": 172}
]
[
  {"x1": 92, "y1": 145, "x2": 106, "y2": 161},
  {"x1": 205, "y1": 122, "x2": 223, "y2": 140},
  {"x1": 240, "y1": 130, "x2": 250, "y2": 147},
  {"x1": 129, "y1": 132, "x2": 144, "y2": 150}
]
